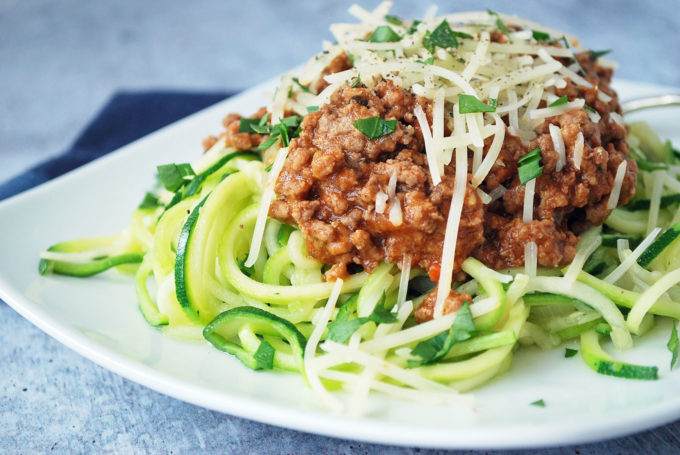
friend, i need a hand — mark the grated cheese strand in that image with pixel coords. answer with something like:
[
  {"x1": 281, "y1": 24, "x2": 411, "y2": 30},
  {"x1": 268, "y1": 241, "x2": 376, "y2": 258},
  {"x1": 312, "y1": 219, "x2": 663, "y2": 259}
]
[
  {"x1": 607, "y1": 160, "x2": 628, "y2": 210},
  {"x1": 522, "y1": 178, "x2": 536, "y2": 223},
  {"x1": 573, "y1": 131, "x2": 584, "y2": 170},
  {"x1": 549, "y1": 123, "x2": 566, "y2": 172},
  {"x1": 244, "y1": 148, "x2": 289, "y2": 267},
  {"x1": 434, "y1": 147, "x2": 468, "y2": 318},
  {"x1": 414, "y1": 105, "x2": 441, "y2": 186},
  {"x1": 604, "y1": 228, "x2": 661, "y2": 284},
  {"x1": 524, "y1": 241, "x2": 537, "y2": 277},
  {"x1": 304, "y1": 278, "x2": 344, "y2": 413}
]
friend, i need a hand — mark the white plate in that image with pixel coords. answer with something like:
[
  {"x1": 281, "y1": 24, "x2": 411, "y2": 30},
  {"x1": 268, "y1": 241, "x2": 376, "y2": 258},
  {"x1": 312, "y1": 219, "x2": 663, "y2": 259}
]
[{"x1": 1, "y1": 78, "x2": 680, "y2": 450}]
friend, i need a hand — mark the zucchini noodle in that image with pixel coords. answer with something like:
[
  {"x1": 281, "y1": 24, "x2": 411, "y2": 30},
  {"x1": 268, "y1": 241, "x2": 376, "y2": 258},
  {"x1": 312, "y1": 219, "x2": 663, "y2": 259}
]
[{"x1": 38, "y1": 3, "x2": 680, "y2": 417}]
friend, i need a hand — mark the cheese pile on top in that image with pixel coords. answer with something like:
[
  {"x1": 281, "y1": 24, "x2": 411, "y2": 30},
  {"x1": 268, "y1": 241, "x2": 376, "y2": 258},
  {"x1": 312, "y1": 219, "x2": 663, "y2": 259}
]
[{"x1": 262, "y1": 2, "x2": 618, "y2": 317}]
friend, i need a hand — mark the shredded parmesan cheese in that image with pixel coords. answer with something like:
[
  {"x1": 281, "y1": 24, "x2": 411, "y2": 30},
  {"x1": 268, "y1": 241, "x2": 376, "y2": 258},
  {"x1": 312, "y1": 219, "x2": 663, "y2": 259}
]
[
  {"x1": 573, "y1": 131, "x2": 584, "y2": 170},
  {"x1": 604, "y1": 228, "x2": 661, "y2": 284},
  {"x1": 305, "y1": 279, "x2": 345, "y2": 413},
  {"x1": 244, "y1": 148, "x2": 289, "y2": 267},
  {"x1": 607, "y1": 160, "x2": 628, "y2": 210},
  {"x1": 375, "y1": 190, "x2": 388, "y2": 214},
  {"x1": 549, "y1": 123, "x2": 566, "y2": 172},
  {"x1": 414, "y1": 105, "x2": 441, "y2": 186},
  {"x1": 523, "y1": 178, "x2": 536, "y2": 223},
  {"x1": 524, "y1": 241, "x2": 538, "y2": 277},
  {"x1": 434, "y1": 147, "x2": 468, "y2": 318}
]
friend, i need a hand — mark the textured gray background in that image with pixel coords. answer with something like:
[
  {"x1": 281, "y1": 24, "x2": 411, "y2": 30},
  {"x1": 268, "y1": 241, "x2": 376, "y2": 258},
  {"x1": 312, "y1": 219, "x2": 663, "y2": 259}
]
[{"x1": 2, "y1": 0, "x2": 680, "y2": 453}]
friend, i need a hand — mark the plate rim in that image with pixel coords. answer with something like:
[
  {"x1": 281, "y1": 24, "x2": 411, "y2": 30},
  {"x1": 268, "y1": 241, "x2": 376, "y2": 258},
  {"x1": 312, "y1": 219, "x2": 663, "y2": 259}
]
[{"x1": 2, "y1": 77, "x2": 680, "y2": 450}]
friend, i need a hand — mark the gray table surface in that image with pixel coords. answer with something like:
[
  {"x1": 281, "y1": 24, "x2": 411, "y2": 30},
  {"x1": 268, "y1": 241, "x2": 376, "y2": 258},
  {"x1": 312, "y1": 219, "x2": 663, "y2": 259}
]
[{"x1": 2, "y1": 1, "x2": 680, "y2": 453}]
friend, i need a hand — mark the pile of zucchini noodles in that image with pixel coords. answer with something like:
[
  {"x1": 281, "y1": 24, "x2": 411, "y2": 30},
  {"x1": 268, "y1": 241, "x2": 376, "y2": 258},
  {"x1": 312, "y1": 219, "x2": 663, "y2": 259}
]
[
  {"x1": 39, "y1": 119, "x2": 680, "y2": 413},
  {"x1": 37, "y1": 4, "x2": 680, "y2": 414}
]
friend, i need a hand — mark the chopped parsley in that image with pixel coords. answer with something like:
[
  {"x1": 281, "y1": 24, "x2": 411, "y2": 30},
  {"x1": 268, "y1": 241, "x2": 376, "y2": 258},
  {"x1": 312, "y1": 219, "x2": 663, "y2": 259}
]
[
  {"x1": 406, "y1": 19, "x2": 421, "y2": 35},
  {"x1": 384, "y1": 14, "x2": 403, "y2": 26},
  {"x1": 138, "y1": 192, "x2": 160, "y2": 209},
  {"x1": 327, "y1": 292, "x2": 398, "y2": 343},
  {"x1": 353, "y1": 116, "x2": 397, "y2": 139},
  {"x1": 351, "y1": 74, "x2": 361, "y2": 88},
  {"x1": 458, "y1": 94, "x2": 497, "y2": 114},
  {"x1": 548, "y1": 96, "x2": 568, "y2": 107},
  {"x1": 292, "y1": 77, "x2": 312, "y2": 93},
  {"x1": 236, "y1": 257, "x2": 255, "y2": 276},
  {"x1": 487, "y1": 9, "x2": 512, "y2": 43},
  {"x1": 532, "y1": 29, "x2": 551, "y2": 42},
  {"x1": 408, "y1": 302, "x2": 478, "y2": 366},
  {"x1": 530, "y1": 399, "x2": 546, "y2": 407},
  {"x1": 367, "y1": 25, "x2": 401, "y2": 43},
  {"x1": 584, "y1": 104, "x2": 598, "y2": 114},
  {"x1": 256, "y1": 115, "x2": 302, "y2": 151},
  {"x1": 415, "y1": 56, "x2": 435, "y2": 65},
  {"x1": 239, "y1": 113, "x2": 271, "y2": 134},
  {"x1": 668, "y1": 323, "x2": 679, "y2": 369},
  {"x1": 518, "y1": 147, "x2": 543, "y2": 186},
  {"x1": 254, "y1": 340, "x2": 275, "y2": 370},
  {"x1": 565, "y1": 348, "x2": 578, "y2": 358},
  {"x1": 257, "y1": 135, "x2": 279, "y2": 152},
  {"x1": 422, "y1": 19, "x2": 472, "y2": 53},
  {"x1": 157, "y1": 163, "x2": 195, "y2": 192},
  {"x1": 306, "y1": 105, "x2": 319, "y2": 113},
  {"x1": 589, "y1": 49, "x2": 612, "y2": 61},
  {"x1": 487, "y1": 98, "x2": 499, "y2": 108},
  {"x1": 277, "y1": 123, "x2": 290, "y2": 147}
]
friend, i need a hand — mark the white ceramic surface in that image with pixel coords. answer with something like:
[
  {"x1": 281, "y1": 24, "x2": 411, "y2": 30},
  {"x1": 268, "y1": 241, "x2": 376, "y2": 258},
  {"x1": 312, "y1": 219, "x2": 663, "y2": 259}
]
[{"x1": 1, "y1": 78, "x2": 680, "y2": 449}]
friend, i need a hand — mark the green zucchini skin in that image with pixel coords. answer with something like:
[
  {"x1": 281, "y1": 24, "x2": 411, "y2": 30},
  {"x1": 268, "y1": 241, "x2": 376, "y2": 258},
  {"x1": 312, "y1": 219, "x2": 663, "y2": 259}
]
[
  {"x1": 638, "y1": 220, "x2": 680, "y2": 267},
  {"x1": 39, "y1": 253, "x2": 144, "y2": 277},
  {"x1": 174, "y1": 197, "x2": 209, "y2": 324},
  {"x1": 203, "y1": 306, "x2": 307, "y2": 371},
  {"x1": 580, "y1": 331, "x2": 658, "y2": 380}
]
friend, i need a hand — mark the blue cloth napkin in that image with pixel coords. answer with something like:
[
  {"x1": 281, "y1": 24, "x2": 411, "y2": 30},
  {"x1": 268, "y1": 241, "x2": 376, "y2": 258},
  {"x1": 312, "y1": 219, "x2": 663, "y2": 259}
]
[{"x1": 0, "y1": 91, "x2": 234, "y2": 201}]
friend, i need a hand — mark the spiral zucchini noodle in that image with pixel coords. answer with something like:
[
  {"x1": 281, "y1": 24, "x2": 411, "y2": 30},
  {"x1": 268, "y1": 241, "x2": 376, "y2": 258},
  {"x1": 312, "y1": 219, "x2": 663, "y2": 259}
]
[{"x1": 40, "y1": 2, "x2": 680, "y2": 415}]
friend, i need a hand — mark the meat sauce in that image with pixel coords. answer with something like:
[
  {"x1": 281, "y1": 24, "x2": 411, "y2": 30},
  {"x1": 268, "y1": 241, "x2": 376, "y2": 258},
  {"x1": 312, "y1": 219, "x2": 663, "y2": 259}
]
[{"x1": 208, "y1": 51, "x2": 637, "y2": 323}]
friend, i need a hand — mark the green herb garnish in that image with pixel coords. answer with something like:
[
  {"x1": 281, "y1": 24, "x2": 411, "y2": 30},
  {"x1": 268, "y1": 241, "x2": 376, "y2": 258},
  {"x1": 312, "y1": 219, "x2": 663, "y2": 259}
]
[
  {"x1": 239, "y1": 114, "x2": 270, "y2": 134},
  {"x1": 254, "y1": 340, "x2": 275, "y2": 370},
  {"x1": 415, "y1": 57, "x2": 435, "y2": 65},
  {"x1": 138, "y1": 192, "x2": 160, "y2": 209},
  {"x1": 368, "y1": 25, "x2": 401, "y2": 43},
  {"x1": 422, "y1": 20, "x2": 472, "y2": 53},
  {"x1": 589, "y1": 49, "x2": 612, "y2": 61},
  {"x1": 327, "y1": 292, "x2": 398, "y2": 343},
  {"x1": 518, "y1": 147, "x2": 543, "y2": 186},
  {"x1": 584, "y1": 105, "x2": 598, "y2": 114},
  {"x1": 351, "y1": 74, "x2": 361, "y2": 88},
  {"x1": 292, "y1": 77, "x2": 312, "y2": 93},
  {"x1": 487, "y1": 9, "x2": 512, "y2": 43},
  {"x1": 157, "y1": 163, "x2": 195, "y2": 192},
  {"x1": 384, "y1": 14, "x2": 403, "y2": 26},
  {"x1": 353, "y1": 116, "x2": 397, "y2": 139},
  {"x1": 406, "y1": 20, "x2": 421, "y2": 35},
  {"x1": 530, "y1": 399, "x2": 546, "y2": 407},
  {"x1": 548, "y1": 96, "x2": 568, "y2": 107},
  {"x1": 532, "y1": 30, "x2": 551, "y2": 42},
  {"x1": 408, "y1": 302, "x2": 477, "y2": 366},
  {"x1": 458, "y1": 94, "x2": 497, "y2": 114},
  {"x1": 237, "y1": 257, "x2": 255, "y2": 276},
  {"x1": 565, "y1": 348, "x2": 578, "y2": 358}
]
